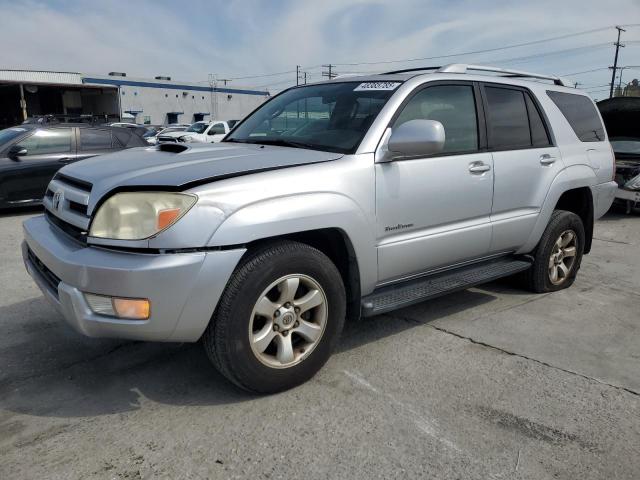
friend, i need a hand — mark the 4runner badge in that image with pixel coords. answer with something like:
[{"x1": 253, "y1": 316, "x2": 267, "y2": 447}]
[{"x1": 52, "y1": 190, "x2": 64, "y2": 211}]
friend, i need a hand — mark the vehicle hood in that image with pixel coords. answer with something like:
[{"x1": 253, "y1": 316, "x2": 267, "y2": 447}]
[
  {"x1": 158, "y1": 130, "x2": 191, "y2": 138},
  {"x1": 58, "y1": 143, "x2": 343, "y2": 212}
]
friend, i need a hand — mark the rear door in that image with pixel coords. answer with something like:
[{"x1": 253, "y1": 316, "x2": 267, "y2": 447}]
[
  {"x1": 0, "y1": 127, "x2": 75, "y2": 204},
  {"x1": 76, "y1": 127, "x2": 119, "y2": 160},
  {"x1": 481, "y1": 84, "x2": 562, "y2": 252}
]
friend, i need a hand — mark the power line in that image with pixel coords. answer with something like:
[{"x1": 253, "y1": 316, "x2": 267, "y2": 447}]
[{"x1": 331, "y1": 26, "x2": 620, "y2": 67}]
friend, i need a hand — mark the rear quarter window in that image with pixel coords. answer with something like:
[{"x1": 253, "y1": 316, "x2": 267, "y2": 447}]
[{"x1": 546, "y1": 91, "x2": 605, "y2": 142}]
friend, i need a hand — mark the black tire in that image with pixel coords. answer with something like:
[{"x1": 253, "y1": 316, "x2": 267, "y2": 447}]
[
  {"x1": 523, "y1": 210, "x2": 585, "y2": 293},
  {"x1": 203, "y1": 240, "x2": 346, "y2": 393}
]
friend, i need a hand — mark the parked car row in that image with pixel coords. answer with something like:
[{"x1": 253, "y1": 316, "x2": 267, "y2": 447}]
[
  {"x1": 0, "y1": 118, "x2": 242, "y2": 209},
  {"x1": 0, "y1": 124, "x2": 147, "y2": 208}
]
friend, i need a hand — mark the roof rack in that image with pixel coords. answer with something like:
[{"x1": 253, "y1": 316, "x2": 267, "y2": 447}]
[{"x1": 383, "y1": 64, "x2": 566, "y2": 86}]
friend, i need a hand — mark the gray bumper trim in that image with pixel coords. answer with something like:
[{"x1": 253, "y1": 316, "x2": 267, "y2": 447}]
[{"x1": 23, "y1": 215, "x2": 245, "y2": 342}]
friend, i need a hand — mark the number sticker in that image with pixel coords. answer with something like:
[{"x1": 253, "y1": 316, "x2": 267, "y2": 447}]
[{"x1": 354, "y1": 82, "x2": 401, "y2": 91}]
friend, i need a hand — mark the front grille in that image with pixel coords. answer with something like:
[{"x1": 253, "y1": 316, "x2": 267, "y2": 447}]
[
  {"x1": 158, "y1": 136, "x2": 178, "y2": 143},
  {"x1": 44, "y1": 174, "x2": 93, "y2": 243},
  {"x1": 27, "y1": 247, "x2": 61, "y2": 297}
]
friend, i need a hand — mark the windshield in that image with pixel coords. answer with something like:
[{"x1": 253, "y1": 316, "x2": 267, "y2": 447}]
[
  {"x1": 610, "y1": 137, "x2": 640, "y2": 155},
  {"x1": 0, "y1": 127, "x2": 28, "y2": 145},
  {"x1": 225, "y1": 81, "x2": 401, "y2": 153},
  {"x1": 186, "y1": 122, "x2": 208, "y2": 134}
]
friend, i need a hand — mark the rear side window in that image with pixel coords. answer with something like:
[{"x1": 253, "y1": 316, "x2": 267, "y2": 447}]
[
  {"x1": 394, "y1": 85, "x2": 479, "y2": 153},
  {"x1": 484, "y1": 87, "x2": 531, "y2": 149},
  {"x1": 80, "y1": 129, "x2": 113, "y2": 150},
  {"x1": 546, "y1": 91, "x2": 605, "y2": 142},
  {"x1": 526, "y1": 94, "x2": 551, "y2": 147}
]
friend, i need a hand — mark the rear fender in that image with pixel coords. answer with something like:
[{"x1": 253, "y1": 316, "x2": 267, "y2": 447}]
[{"x1": 518, "y1": 165, "x2": 597, "y2": 254}]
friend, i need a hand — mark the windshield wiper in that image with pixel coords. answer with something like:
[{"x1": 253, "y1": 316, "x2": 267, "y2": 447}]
[{"x1": 239, "y1": 138, "x2": 321, "y2": 150}]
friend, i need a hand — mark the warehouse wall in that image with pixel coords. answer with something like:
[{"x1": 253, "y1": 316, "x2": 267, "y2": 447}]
[{"x1": 109, "y1": 81, "x2": 268, "y2": 125}]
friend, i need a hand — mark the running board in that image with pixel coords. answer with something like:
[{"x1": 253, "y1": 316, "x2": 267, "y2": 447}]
[{"x1": 361, "y1": 257, "x2": 532, "y2": 317}]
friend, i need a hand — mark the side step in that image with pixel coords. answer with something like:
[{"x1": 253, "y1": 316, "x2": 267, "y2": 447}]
[{"x1": 361, "y1": 256, "x2": 532, "y2": 317}]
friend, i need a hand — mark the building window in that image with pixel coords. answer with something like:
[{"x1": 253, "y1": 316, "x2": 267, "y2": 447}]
[{"x1": 143, "y1": 116, "x2": 151, "y2": 125}]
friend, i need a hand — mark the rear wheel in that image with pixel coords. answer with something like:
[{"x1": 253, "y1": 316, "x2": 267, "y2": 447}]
[
  {"x1": 523, "y1": 210, "x2": 585, "y2": 293},
  {"x1": 203, "y1": 240, "x2": 346, "y2": 393}
]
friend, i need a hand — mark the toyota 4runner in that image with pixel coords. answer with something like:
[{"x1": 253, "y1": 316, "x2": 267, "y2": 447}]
[{"x1": 23, "y1": 64, "x2": 617, "y2": 393}]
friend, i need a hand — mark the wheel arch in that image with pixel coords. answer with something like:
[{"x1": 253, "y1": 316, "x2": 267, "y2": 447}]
[{"x1": 518, "y1": 165, "x2": 597, "y2": 254}]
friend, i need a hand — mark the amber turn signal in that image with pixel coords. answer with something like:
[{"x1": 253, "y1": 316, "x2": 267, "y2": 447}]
[
  {"x1": 113, "y1": 298, "x2": 151, "y2": 320},
  {"x1": 157, "y1": 208, "x2": 182, "y2": 230}
]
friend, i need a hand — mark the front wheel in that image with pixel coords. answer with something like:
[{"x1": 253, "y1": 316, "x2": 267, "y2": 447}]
[
  {"x1": 523, "y1": 210, "x2": 585, "y2": 293},
  {"x1": 203, "y1": 241, "x2": 346, "y2": 393}
]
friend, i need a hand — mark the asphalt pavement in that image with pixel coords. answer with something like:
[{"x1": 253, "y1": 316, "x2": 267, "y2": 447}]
[{"x1": 1, "y1": 208, "x2": 638, "y2": 479}]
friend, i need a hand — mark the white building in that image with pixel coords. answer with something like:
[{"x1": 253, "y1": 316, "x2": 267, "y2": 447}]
[{"x1": 0, "y1": 69, "x2": 270, "y2": 128}]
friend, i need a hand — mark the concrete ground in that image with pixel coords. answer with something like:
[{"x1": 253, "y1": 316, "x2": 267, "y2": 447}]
[{"x1": 0, "y1": 208, "x2": 638, "y2": 480}]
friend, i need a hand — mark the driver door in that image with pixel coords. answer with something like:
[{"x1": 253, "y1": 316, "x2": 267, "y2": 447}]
[
  {"x1": 207, "y1": 123, "x2": 227, "y2": 143},
  {"x1": 0, "y1": 127, "x2": 75, "y2": 205},
  {"x1": 375, "y1": 82, "x2": 494, "y2": 283}
]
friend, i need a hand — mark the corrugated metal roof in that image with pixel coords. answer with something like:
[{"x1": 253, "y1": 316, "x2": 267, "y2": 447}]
[{"x1": 0, "y1": 70, "x2": 83, "y2": 85}]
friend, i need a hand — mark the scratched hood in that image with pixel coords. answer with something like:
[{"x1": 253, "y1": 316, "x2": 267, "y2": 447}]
[{"x1": 58, "y1": 142, "x2": 343, "y2": 211}]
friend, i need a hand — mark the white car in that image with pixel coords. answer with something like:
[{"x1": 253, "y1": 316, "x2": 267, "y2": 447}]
[{"x1": 158, "y1": 120, "x2": 238, "y2": 144}]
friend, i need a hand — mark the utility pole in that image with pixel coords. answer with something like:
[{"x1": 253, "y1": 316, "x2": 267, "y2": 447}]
[
  {"x1": 304, "y1": 72, "x2": 307, "y2": 84},
  {"x1": 573, "y1": 82, "x2": 580, "y2": 89},
  {"x1": 609, "y1": 26, "x2": 626, "y2": 98},
  {"x1": 296, "y1": 65, "x2": 301, "y2": 86},
  {"x1": 322, "y1": 64, "x2": 337, "y2": 79}
]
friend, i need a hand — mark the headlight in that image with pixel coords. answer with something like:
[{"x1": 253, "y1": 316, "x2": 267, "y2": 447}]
[
  {"x1": 625, "y1": 174, "x2": 640, "y2": 190},
  {"x1": 178, "y1": 135, "x2": 193, "y2": 143},
  {"x1": 89, "y1": 192, "x2": 197, "y2": 240}
]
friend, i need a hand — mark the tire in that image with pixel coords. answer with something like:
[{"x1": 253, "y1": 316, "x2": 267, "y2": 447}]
[
  {"x1": 523, "y1": 210, "x2": 585, "y2": 293},
  {"x1": 202, "y1": 240, "x2": 346, "y2": 393}
]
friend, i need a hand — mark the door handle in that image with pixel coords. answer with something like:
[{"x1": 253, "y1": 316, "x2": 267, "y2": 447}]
[
  {"x1": 58, "y1": 157, "x2": 72, "y2": 163},
  {"x1": 540, "y1": 154, "x2": 556, "y2": 165},
  {"x1": 468, "y1": 162, "x2": 491, "y2": 174}
]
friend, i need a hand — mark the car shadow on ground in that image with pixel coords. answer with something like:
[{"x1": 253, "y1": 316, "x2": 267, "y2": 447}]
[
  {"x1": 0, "y1": 285, "x2": 502, "y2": 419},
  {"x1": 0, "y1": 206, "x2": 43, "y2": 218}
]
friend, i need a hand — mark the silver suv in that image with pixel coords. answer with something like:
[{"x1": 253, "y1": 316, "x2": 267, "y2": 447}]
[{"x1": 23, "y1": 64, "x2": 617, "y2": 393}]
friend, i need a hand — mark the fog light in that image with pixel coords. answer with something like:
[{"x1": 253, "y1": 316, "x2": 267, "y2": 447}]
[{"x1": 85, "y1": 293, "x2": 150, "y2": 320}]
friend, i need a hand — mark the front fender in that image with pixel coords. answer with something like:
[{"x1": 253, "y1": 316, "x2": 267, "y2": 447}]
[
  {"x1": 518, "y1": 164, "x2": 597, "y2": 254},
  {"x1": 207, "y1": 192, "x2": 378, "y2": 294}
]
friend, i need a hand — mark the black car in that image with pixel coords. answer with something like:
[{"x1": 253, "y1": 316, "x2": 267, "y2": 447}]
[{"x1": 0, "y1": 124, "x2": 147, "y2": 209}]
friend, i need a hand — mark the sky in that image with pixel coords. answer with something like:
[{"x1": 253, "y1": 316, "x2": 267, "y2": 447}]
[{"x1": 1, "y1": 0, "x2": 640, "y2": 99}]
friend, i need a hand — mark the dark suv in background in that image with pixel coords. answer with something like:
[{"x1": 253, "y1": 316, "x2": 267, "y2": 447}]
[{"x1": 0, "y1": 124, "x2": 147, "y2": 209}]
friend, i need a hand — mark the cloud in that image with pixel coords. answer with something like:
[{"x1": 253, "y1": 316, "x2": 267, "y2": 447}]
[{"x1": 0, "y1": 0, "x2": 638, "y2": 97}]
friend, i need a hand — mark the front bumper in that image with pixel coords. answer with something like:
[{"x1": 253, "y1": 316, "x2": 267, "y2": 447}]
[
  {"x1": 614, "y1": 187, "x2": 640, "y2": 203},
  {"x1": 23, "y1": 215, "x2": 245, "y2": 342}
]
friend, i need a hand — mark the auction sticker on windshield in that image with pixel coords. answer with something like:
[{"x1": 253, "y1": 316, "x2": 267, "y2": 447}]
[{"x1": 354, "y1": 82, "x2": 401, "y2": 91}]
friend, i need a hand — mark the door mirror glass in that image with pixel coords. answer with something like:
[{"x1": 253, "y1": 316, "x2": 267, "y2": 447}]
[
  {"x1": 383, "y1": 119, "x2": 445, "y2": 161},
  {"x1": 8, "y1": 144, "x2": 27, "y2": 158}
]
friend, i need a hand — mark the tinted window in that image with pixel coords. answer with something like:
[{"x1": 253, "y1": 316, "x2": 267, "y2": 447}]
[
  {"x1": 394, "y1": 85, "x2": 478, "y2": 153},
  {"x1": 0, "y1": 127, "x2": 28, "y2": 146},
  {"x1": 547, "y1": 91, "x2": 605, "y2": 142},
  {"x1": 80, "y1": 129, "x2": 112, "y2": 150},
  {"x1": 208, "y1": 123, "x2": 226, "y2": 135},
  {"x1": 525, "y1": 94, "x2": 551, "y2": 147},
  {"x1": 17, "y1": 128, "x2": 72, "y2": 155},
  {"x1": 485, "y1": 87, "x2": 530, "y2": 149}
]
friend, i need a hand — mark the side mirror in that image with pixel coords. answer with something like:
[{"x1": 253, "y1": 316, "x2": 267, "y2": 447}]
[
  {"x1": 380, "y1": 119, "x2": 445, "y2": 162},
  {"x1": 8, "y1": 145, "x2": 27, "y2": 159}
]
